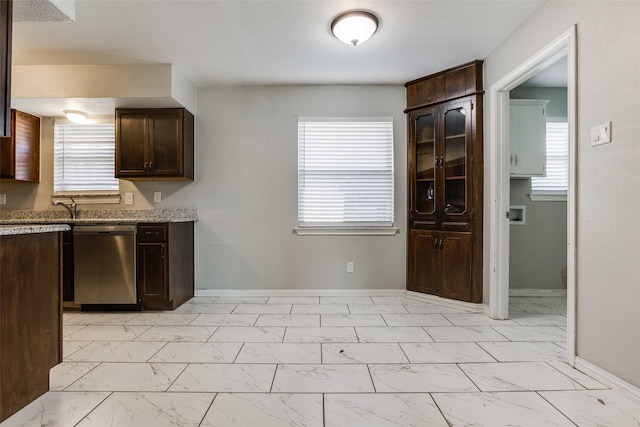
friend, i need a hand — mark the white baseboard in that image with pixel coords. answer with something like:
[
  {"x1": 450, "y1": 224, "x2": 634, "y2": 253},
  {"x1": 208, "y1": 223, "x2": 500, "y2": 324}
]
[
  {"x1": 195, "y1": 288, "x2": 406, "y2": 297},
  {"x1": 402, "y1": 291, "x2": 486, "y2": 313},
  {"x1": 509, "y1": 288, "x2": 567, "y2": 297},
  {"x1": 574, "y1": 357, "x2": 640, "y2": 405}
]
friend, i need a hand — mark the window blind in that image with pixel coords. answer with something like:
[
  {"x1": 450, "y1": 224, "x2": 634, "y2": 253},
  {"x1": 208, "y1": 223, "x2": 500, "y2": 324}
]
[
  {"x1": 54, "y1": 122, "x2": 119, "y2": 192},
  {"x1": 298, "y1": 118, "x2": 394, "y2": 227},
  {"x1": 531, "y1": 122, "x2": 568, "y2": 193}
]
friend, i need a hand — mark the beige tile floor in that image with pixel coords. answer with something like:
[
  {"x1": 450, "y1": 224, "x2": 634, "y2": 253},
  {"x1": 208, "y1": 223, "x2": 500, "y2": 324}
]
[{"x1": 2, "y1": 295, "x2": 640, "y2": 426}]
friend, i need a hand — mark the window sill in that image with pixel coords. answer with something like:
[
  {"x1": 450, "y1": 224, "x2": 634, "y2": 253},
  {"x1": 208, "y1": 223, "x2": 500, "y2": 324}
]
[
  {"x1": 52, "y1": 193, "x2": 121, "y2": 205},
  {"x1": 293, "y1": 227, "x2": 399, "y2": 236},
  {"x1": 528, "y1": 192, "x2": 567, "y2": 202}
]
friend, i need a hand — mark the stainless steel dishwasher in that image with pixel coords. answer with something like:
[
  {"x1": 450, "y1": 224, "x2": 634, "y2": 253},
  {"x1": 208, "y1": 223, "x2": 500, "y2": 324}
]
[{"x1": 73, "y1": 224, "x2": 137, "y2": 304}]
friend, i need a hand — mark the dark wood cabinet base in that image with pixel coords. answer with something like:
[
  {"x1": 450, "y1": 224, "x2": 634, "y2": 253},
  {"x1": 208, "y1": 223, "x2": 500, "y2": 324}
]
[
  {"x1": 138, "y1": 222, "x2": 194, "y2": 310},
  {"x1": 0, "y1": 232, "x2": 62, "y2": 422}
]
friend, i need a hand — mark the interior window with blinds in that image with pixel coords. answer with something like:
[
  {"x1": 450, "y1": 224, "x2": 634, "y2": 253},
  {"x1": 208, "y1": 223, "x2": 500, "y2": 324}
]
[
  {"x1": 531, "y1": 121, "x2": 569, "y2": 194},
  {"x1": 297, "y1": 117, "x2": 394, "y2": 227},
  {"x1": 54, "y1": 122, "x2": 119, "y2": 192}
]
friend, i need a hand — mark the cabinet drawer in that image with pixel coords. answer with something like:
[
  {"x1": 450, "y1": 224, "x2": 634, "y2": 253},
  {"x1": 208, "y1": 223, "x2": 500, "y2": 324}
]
[
  {"x1": 138, "y1": 225, "x2": 167, "y2": 242},
  {"x1": 441, "y1": 221, "x2": 471, "y2": 232}
]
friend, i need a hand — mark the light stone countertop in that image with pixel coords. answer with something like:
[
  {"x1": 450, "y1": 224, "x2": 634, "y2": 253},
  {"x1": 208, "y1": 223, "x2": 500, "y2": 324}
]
[
  {"x1": 0, "y1": 224, "x2": 71, "y2": 236},
  {"x1": 0, "y1": 208, "x2": 198, "y2": 225}
]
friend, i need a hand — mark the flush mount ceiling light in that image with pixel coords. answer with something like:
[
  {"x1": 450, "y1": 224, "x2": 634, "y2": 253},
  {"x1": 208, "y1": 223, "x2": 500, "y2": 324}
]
[
  {"x1": 64, "y1": 110, "x2": 88, "y2": 123},
  {"x1": 331, "y1": 11, "x2": 379, "y2": 46}
]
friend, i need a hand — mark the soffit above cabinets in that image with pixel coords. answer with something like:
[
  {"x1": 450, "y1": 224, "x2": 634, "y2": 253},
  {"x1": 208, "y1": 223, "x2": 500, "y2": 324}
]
[{"x1": 11, "y1": 64, "x2": 196, "y2": 117}]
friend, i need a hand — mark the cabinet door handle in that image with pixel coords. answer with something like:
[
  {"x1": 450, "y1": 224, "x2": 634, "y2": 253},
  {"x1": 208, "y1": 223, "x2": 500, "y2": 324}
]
[
  {"x1": 515, "y1": 155, "x2": 518, "y2": 166},
  {"x1": 433, "y1": 239, "x2": 438, "y2": 249},
  {"x1": 510, "y1": 154, "x2": 513, "y2": 165},
  {"x1": 160, "y1": 245, "x2": 165, "y2": 258},
  {"x1": 149, "y1": 162, "x2": 153, "y2": 172},
  {"x1": 144, "y1": 162, "x2": 148, "y2": 172},
  {"x1": 439, "y1": 239, "x2": 444, "y2": 250}
]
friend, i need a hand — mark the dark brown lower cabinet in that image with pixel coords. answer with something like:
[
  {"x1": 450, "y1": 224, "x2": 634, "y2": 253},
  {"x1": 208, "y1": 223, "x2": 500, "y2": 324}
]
[
  {"x1": 138, "y1": 222, "x2": 194, "y2": 310},
  {"x1": 0, "y1": 231, "x2": 62, "y2": 422},
  {"x1": 408, "y1": 229, "x2": 472, "y2": 301}
]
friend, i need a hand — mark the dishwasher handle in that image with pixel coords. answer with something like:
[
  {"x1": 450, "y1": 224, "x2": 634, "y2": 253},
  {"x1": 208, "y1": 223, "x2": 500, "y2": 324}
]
[{"x1": 73, "y1": 225, "x2": 137, "y2": 235}]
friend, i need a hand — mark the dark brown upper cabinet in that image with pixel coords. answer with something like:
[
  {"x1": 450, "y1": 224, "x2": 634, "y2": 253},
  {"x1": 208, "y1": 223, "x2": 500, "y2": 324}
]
[
  {"x1": 0, "y1": 109, "x2": 40, "y2": 182},
  {"x1": 115, "y1": 108, "x2": 194, "y2": 180}
]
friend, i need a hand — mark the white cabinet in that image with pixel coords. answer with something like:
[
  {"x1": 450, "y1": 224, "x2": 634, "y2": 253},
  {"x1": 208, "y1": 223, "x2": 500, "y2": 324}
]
[{"x1": 510, "y1": 99, "x2": 548, "y2": 177}]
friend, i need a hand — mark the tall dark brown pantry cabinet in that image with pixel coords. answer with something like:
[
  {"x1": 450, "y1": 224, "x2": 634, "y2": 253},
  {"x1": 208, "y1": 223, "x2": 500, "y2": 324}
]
[{"x1": 405, "y1": 61, "x2": 483, "y2": 303}]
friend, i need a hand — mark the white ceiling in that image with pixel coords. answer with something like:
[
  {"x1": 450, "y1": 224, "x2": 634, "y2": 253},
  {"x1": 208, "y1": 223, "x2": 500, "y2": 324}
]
[{"x1": 13, "y1": 0, "x2": 548, "y2": 87}]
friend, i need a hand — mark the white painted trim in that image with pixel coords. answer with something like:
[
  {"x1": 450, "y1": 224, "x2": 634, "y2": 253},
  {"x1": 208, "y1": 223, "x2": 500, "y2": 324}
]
[
  {"x1": 195, "y1": 288, "x2": 406, "y2": 297},
  {"x1": 293, "y1": 227, "x2": 399, "y2": 236},
  {"x1": 575, "y1": 357, "x2": 640, "y2": 405},
  {"x1": 404, "y1": 291, "x2": 486, "y2": 313},
  {"x1": 509, "y1": 288, "x2": 567, "y2": 297},
  {"x1": 565, "y1": 25, "x2": 578, "y2": 367},
  {"x1": 52, "y1": 194, "x2": 121, "y2": 205},
  {"x1": 488, "y1": 87, "x2": 511, "y2": 320},
  {"x1": 487, "y1": 26, "x2": 577, "y2": 363},
  {"x1": 528, "y1": 192, "x2": 567, "y2": 202}
]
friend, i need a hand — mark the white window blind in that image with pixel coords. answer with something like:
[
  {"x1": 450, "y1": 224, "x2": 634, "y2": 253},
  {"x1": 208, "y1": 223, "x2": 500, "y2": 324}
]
[
  {"x1": 531, "y1": 122, "x2": 568, "y2": 194},
  {"x1": 54, "y1": 122, "x2": 119, "y2": 192},
  {"x1": 298, "y1": 117, "x2": 394, "y2": 227}
]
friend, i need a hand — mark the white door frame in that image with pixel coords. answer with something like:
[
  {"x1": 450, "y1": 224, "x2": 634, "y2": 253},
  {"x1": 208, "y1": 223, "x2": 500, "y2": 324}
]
[{"x1": 487, "y1": 25, "x2": 577, "y2": 365}]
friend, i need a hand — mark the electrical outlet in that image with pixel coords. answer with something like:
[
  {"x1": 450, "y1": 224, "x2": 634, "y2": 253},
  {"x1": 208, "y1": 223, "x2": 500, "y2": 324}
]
[
  {"x1": 154, "y1": 192, "x2": 162, "y2": 203},
  {"x1": 124, "y1": 193, "x2": 134, "y2": 205},
  {"x1": 347, "y1": 262, "x2": 354, "y2": 273},
  {"x1": 0, "y1": 194, "x2": 6, "y2": 205}
]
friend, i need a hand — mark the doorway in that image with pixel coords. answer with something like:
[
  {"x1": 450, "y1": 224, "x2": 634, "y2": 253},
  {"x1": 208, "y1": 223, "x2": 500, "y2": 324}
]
[
  {"x1": 487, "y1": 26, "x2": 577, "y2": 364},
  {"x1": 508, "y1": 57, "x2": 568, "y2": 320}
]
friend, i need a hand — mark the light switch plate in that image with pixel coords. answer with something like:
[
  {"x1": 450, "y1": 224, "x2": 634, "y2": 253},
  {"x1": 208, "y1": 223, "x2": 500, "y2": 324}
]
[
  {"x1": 0, "y1": 194, "x2": 6, "y2": 205},
  {"x1": 154, "y1": 192, "x2": 162, "y2": 203},
  {"x1": 124, "y1": 193, "x2": 133, "y2": 205},
  {"x1": 591, "y1": 121, "x2": 612, "y2": 146}
]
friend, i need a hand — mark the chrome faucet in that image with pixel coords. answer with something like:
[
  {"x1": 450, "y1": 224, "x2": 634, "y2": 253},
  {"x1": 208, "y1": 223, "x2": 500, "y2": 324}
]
[{"x1": 52, "y1": 198, "x2": 77, "y2": 219}]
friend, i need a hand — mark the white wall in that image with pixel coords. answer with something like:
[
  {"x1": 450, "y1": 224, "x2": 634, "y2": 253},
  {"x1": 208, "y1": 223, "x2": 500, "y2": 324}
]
[
  {"x1": 509, "y1": 179, "x2": 567, "y2": 289},
  {"x1": 1, "y1": 85, "x2": 407, "y2": 291},
  {"x1": 485, "y1": 1, "x2": 640, "y2": 387},
  {"x1": 188, "y1": 85, "x2": 407, "y2": 290}
]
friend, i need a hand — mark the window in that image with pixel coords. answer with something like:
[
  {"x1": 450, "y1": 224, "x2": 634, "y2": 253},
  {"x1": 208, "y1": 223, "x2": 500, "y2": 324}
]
[
  {"x1": 54, "y1": 122, "x2": 119, "y2": 193},
  {"x1": 297, "y1": 117, "x2": 394, "y2": 229},
  {"x1": 531, "y1": 121, "x2": 568, "y2": 196}
]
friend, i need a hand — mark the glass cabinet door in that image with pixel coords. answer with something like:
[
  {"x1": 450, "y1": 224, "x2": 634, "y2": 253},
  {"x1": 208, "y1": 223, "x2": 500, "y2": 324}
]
[
  {"x1": 443, "y1": 105, "x2": 468, "y2": 216},
  {"x1": 415, "y1": 113, "x2": 436, "y2": 215}
]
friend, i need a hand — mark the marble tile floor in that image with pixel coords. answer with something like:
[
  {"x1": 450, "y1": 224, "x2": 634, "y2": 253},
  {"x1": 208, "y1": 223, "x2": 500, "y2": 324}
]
[{"x1": 3, "y1": 295, "x2": 640, "y2": 426}]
